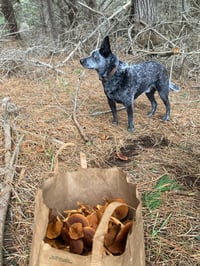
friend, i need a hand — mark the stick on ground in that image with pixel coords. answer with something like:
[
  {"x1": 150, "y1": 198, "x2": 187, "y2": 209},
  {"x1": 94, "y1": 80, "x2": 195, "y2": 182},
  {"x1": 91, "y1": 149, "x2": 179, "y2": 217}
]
[
  {"x1": 0, "y1": 119, "x2": 24, "y2": 265},
  {"x1": 72, "y1": 72, "x2": 89, "y2": 143}
]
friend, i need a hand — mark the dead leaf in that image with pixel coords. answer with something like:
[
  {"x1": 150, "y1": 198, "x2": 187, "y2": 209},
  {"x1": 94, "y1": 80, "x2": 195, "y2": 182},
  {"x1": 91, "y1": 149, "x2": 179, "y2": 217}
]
[
  {"x1": 173, "y1": 47, "x2": 179, "y2": 55},
  {"x1": 115, "y1": 151, "x2": 128, "y2": 161},
  {"x1": 100, "y1": 134, "x2": 110, "y2": 140}
]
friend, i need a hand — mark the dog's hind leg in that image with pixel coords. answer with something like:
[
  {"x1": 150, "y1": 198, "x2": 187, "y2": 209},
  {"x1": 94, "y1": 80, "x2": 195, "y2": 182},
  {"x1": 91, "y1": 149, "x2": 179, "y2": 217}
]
[
  {"x1": 145, "y1": 88, "x2": 157, "y2": 116},
  {"x1": 157, "y1": 90, "x2": 170, "y2": 121},
  {"x1": 126, "y1": 104, "x2": 134, "y2": 132},
  {"x1": 107, "y1": 97, "x2": 118, "y2": 125}
]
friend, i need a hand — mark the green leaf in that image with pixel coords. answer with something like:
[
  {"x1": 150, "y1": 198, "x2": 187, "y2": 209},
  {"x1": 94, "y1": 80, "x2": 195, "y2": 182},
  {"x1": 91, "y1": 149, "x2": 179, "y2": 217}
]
[
  {"x1": 143, "y1": 175, "x2": 180, "y2": 211},
  {"x1": 154, "y1": 175, "x2": 180, "y2": 192}
]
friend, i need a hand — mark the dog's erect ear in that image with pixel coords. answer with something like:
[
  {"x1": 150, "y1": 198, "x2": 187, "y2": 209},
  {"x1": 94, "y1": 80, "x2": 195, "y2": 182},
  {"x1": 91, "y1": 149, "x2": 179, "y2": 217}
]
[{"x1": 99, "y1": 36, "x2": 111, "y2": 57}]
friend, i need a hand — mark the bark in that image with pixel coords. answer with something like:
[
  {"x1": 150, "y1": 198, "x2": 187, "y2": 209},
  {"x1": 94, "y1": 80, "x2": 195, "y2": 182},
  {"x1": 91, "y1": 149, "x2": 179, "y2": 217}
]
[
  {"x1": 130, "y1": 0, "x2": 156, "y2": 25},
  {"x1": 130, "y1": 0, "x2": 158, "y2": 48},
  {"x1": 37, "y1": 0, "x2": 58, "y2": 41}
]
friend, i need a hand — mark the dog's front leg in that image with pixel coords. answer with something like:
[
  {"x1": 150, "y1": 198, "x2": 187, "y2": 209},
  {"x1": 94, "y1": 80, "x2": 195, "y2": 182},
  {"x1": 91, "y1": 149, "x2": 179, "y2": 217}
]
[
  {"x1": 107, "y1": 97, "x2": 118, "y2": 125},
  {"x1": 126, "y1": 104, "x2": 134, "y2": 132}
]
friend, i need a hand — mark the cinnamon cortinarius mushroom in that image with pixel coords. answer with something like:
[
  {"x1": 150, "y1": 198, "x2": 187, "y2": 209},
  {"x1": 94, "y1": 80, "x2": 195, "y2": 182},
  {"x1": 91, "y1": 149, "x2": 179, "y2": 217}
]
[
  {"x1": 66, "y1": 213, "x2": 89, "y2": 227},
  {"x1": 83, "y1": 226, "x2": 95, "y2": 248},
  {"x1": 69, "y1": 239, "x2": 84, "y2": 254},
  {"x1": 108, "y1": 198, "x2": 129, "y2": 220},
  {"x1": 105, "y1": 221, "x2": 133, "y2": 255},
  {"x1": 68, "y1": 222, "x2": 84, "y2": 240},
  {"x1": 46, "y1": 218, "x2": 63, "y2": 239}
]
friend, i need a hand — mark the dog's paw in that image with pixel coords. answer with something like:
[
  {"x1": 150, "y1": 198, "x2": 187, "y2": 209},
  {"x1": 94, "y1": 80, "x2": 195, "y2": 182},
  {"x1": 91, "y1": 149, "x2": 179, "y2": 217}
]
[
  {"x1": 128, "y1": 127, "x2": 134, "y2": 133},
  {"x1": 112, "y1": 120, "x2": 118, "y2": 125},
  {"x1": 148, "y1": 111, "x2": 154, "y2": 117},
  {"x1": 162, "y1": 115, "x2": 170, "y2": 121}
]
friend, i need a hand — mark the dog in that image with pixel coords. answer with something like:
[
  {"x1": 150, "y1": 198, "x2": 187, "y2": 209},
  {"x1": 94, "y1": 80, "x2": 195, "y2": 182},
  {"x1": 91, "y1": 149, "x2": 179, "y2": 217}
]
[{"x1": 80, "y1": 36, "x2": 179, "y2": 132}]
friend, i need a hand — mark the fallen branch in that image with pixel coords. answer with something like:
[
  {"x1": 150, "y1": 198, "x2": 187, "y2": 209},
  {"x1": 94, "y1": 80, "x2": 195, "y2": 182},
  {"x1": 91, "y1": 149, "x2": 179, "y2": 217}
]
[
  {"x1": 13, "y1": 127, "x2": 65, "y2": 147},
  {"x1": 90, "y1": 106, "x2": 126, "y2": 116},
  {"x1": 29, "y1": 59, "x2": 64, "y2": 74},
  {"x1": 0, "y1": 119, "x2": 24, "y2": 265},
  {"x1": 72, "y1": 72, "x2": 89, "y2": 143}
]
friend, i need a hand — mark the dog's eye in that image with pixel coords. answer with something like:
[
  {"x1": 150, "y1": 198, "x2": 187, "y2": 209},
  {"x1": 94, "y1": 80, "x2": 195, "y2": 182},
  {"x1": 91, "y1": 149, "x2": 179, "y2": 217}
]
[{"x1": 92, "y1": 53, "x2": 99, "y2": 61}]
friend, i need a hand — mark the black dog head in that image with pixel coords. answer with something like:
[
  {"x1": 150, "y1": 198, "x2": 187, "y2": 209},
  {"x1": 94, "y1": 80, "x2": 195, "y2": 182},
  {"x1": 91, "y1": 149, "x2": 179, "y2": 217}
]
[{"x1": 80, "y1": 36, "x2": 119, "y2": 81}]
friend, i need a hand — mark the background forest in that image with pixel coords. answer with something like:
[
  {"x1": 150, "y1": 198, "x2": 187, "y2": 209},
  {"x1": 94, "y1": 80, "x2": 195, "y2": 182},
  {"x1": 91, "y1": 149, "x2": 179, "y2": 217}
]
[
  {"x1": 0, "y1": 0, "x2": 200, "y2": 81},
  {"x1": 0, "y1": 1, "x2": 199, "y2": 266}
]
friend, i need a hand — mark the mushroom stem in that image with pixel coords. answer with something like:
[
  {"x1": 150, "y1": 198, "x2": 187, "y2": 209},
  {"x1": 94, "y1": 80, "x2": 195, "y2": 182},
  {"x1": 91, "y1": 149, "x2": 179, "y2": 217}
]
[{"x1": 110, "y1": 216, "x2": 124, "y2": 227}]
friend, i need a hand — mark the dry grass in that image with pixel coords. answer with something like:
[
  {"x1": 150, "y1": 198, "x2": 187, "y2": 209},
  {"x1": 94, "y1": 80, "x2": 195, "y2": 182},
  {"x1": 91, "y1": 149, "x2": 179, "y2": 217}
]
[{"x1": 0, "y1": 59, "x2": 199, "y2": 266}]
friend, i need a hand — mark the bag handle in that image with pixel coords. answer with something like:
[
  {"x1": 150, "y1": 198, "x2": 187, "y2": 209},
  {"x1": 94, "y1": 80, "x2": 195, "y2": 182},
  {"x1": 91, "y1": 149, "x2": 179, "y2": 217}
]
[
  {"x1": 91, "y1": 201, "x2": 126, "y2": 266},
  {"x1": 54, "y1": 143, "x2": 88, "y2": 174},
  {"x1": 53, "y1": 143, "x2": 76, "y2": 174}
]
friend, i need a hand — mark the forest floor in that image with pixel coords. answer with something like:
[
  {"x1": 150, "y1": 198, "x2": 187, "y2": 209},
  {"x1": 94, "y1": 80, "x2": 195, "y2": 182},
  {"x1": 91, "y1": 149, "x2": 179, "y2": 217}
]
[{"x1": 0, "y1": 56, "x2": 200, "y2": 265}]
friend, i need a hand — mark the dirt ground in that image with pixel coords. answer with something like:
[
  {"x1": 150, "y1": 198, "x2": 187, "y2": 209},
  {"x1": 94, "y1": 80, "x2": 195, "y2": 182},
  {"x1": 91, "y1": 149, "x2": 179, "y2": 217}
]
[{"x1": 0, "y1": 59, "x2": 200, "y2": 265}]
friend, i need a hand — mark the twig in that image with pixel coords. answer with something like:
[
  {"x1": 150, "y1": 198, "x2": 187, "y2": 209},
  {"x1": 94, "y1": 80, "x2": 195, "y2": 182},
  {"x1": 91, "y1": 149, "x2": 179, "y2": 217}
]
[
  {"x1": 56, "y1": 41, "x2": 81, "y2": 67},
  {"x1": 0, "y1": 116, "x2": 24, "y2": 265},
  {"x1": 13, "y1": 127, "x2": 65, "y2": 147},
  {"x1": 90, "y1": 106, "x2": 126, "y2": 116},
  {"x1": 131, "y1": 19, "x2": 177, "y2": 48},
  {"x1": 29, "y1": 59, "x2": 64, "y2": 74},
  {"x1": 72, "y1": 72, "x2": 89, "y2": 143},
  {"x1": 136, "y1": 50, "x2": 175, "y2": 57},
  {"x1": 78, "y1": 1, "x2": 106, "y2": 18},
  {"x1": 57, "y1": 1, "x2": 132, "y2": 66}
]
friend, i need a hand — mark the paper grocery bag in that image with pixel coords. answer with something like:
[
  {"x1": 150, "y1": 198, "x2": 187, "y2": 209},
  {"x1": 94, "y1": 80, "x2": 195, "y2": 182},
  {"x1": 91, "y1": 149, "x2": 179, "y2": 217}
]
[{"x1": 29, "y1": 166, "x2": 145, "y2": 266}]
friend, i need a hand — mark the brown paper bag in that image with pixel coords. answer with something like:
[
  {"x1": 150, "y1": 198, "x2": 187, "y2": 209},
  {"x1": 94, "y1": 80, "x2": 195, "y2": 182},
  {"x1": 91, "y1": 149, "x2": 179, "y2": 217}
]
[{"x1": 29, "y1": 147, "x2": 145, "y2": 266}]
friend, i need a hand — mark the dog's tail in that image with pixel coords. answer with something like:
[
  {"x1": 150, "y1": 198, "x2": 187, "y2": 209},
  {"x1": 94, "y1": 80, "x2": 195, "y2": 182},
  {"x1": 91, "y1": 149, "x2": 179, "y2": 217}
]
[{"x1": 169, "y1": 81, "x2": 180, "y2": 92}]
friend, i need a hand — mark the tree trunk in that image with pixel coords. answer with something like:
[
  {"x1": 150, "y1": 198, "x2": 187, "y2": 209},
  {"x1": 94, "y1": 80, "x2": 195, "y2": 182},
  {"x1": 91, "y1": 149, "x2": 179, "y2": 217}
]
[
  {"x1": 133, "y1": 0, "x2": 155, "y2": 25},
  {"x1": 1, "y1": 0, "x2": 20, "y2": 38},
  {"x1": 37, "y1": 0, "x2": 58, "y2": 42},
  {"x1": 130, "y1": 0, "x2": 158, "y2": 48}
]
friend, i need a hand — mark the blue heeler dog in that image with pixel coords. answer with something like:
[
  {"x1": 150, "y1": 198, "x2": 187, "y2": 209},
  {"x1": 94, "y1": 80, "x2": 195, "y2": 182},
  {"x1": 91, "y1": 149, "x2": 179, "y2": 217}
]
[{"x1": 80, "y1": 36, "x2": 179, "y2": 132}]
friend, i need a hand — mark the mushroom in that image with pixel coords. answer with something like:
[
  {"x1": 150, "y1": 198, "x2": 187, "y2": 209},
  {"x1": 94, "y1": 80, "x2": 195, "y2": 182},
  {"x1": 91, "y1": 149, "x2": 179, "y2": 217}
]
[
  {"x1": 86, "y1": 211, "x2": 99, "y2": 230},
  {"x1": 46, "y1": 217, "x2": 63, "y2": 239},
  {"x1": 69, "y1": 239, "x2": 84, "y2": 254},
  {"x1": 68, "y1": 222, "x2": 84, "y2": 240},
  {"x1": 108, "y1": 198, "x2": 129, "y2": 220},
  {"x1": 104, "y1": 222, "x2": 121, "y2": 247},
  {"x1": 65, "y1": 213, "x2": 89, "y2": 227},
  {"x1": 104, "y1": 221, "x2": 133, "y2": 255},
  {"x1": 61, "y1": 224, "x2": 70, "y2": 244},
  {"x1": 95, "y1": 203, "x2": 109, "y2": 218},
  {"x1": 83, "y1": 226, "x2": 95, "y2": 248},
  {"x1": 77, "y1": 202, "x2": 93, "y2": 216}
]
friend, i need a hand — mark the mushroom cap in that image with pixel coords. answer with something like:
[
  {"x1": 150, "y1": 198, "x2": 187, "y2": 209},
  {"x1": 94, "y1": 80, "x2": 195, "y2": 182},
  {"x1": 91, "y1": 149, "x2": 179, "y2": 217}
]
[
  {"x1": 86, "y1": 212, "x2": 99, "y2": 230},
  {"x1": 66, "y1": 213, "x2": 89, "y2": 227},
  {"x1": 69, "y1": 239, "x2": 84, "y2": 254},
  {"x1": 61, "y1": 225, "x2": 70, "y2": 244},
  {"x1": 83, "y1": 226, "x2": 95, "y2": 248},
  {"x1": 108, "y1": 198, "x2": 129, "y2": 220},
  {"x1": 68, "y1": 222, "x2": 84, "y2": 240},
  {"x1": 46, "y1": 219, "x2": 63, "y2": 239}
]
